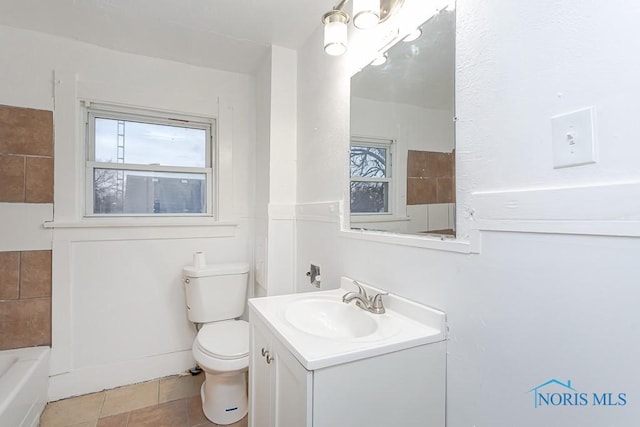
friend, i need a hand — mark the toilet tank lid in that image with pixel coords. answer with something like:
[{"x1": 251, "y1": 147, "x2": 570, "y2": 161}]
[{"x1": 183, "y1": 262, "x2": 249, "y2": 278}]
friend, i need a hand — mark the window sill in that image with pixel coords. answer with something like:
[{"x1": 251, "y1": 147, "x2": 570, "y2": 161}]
[
  {"x1": 43, "y1": 217, "x2": 236, "y2": 229},
  {"x1": 43, "y1": 218, "x2": 239, "y2": 241},
  {"x1": 350, "y1": 215, "x2": 410, "y2": 223}
]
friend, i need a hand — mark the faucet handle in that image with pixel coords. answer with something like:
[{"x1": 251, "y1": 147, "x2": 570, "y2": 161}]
[
  {"x1": 352, "y1": 280, "x2": 368, "y2": 298},
  {"x1": 370, "y1": 292, "x2": 388, "y2": 314}
]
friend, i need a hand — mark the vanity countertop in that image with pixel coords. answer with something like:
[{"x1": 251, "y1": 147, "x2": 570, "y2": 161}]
[{"x1": 248, "y1": 276, "x2": 446, "y2": 370}]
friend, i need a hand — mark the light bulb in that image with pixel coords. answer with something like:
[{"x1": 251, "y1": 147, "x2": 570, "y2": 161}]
[{"x1": 353, "y1": 0, "x2": 380, "y2": 29}]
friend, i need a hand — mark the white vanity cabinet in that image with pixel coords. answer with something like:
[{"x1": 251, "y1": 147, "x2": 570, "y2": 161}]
[
  {"x1": 249, "y1": 316, "x2": 312, "y2": 427},
  {"x1": 248, "y1": 307, "x2": 446, "y2": 427}
]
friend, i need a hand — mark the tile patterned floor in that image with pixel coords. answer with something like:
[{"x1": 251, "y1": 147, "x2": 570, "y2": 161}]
[{"x1": 39, "y1": 374, "x2": 248, "y2": 427}]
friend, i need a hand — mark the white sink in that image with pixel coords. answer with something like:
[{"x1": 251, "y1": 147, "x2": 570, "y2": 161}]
[
  {"x1": 284, "y1": 298, "x2": 378, "y2": 339},
  {"x1": 249, "y1": 277, "x2": 447, "y2": 370}
]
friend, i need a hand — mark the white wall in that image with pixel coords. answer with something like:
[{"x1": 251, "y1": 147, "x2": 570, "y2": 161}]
[
  {"x1": 296, "y1": 0, "x2": 640, "y2": 426},
  {"x1": 254, "y1": 46, "x2": 298, "y2": 298},
  {"x1": 254, "y1": 51, "x2": 272, "y2": 295},
  {"x1": 351, "y1": 97, "x2": 453, "y2": 153},
  {"x1": 0, "y1": 204, "x2": 52, "y2": 252},
  {"x1": 0, "y1": 24, "x2": 256, "y2": 400},
  {"x1": 265, "y1": 46, "x2": 298, "y2": 297}
]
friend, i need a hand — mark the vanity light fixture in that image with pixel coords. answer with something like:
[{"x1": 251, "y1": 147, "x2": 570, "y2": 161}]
[{"x1": 322, "y1": 0, "x2": 406, "y2": 56}]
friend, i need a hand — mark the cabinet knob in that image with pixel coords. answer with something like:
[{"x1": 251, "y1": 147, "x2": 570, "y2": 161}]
[{"x1": 261, "y1": 347, "x2": 274, "y2": 364}]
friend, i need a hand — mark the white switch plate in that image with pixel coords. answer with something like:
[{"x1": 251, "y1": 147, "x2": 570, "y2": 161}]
[{"x1": 551, "y1": 107, "x2": 596, "y2": 168}]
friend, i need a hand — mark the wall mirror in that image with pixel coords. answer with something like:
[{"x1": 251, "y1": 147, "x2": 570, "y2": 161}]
[{"x1": 349, "y1": 5, "x2": 456, "y2": 237}]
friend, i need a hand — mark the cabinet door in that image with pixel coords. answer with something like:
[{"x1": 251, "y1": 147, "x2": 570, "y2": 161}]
[
  {"x1": 249, "y1": 321, "x2": 274, "y2": 427},
  {"x1": 272, "y1": 337, "x2": 312, "y2": 427}
]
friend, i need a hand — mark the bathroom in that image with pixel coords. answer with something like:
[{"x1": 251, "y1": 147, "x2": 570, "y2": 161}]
[{"x1": 1, "y1": 0, "x2": 639, "y2": 426}]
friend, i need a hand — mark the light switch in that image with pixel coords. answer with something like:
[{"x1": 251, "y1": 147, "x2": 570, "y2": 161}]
[{"x1": 551, "y1": 107, "x2": 596, "y2": 168}]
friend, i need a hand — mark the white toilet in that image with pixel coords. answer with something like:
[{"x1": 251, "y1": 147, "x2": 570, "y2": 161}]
[{"x1": 183, "y1": 261, "x2": 250, "y2": 425}]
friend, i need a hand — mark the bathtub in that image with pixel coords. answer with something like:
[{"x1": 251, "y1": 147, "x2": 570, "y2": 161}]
[{"x1": 0, "y1": 347, "x2": 50, "y2": 427}]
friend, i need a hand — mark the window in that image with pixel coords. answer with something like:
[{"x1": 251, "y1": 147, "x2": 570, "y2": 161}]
[
  {"x1": 85, "y1": 105, "x2": 214, "y2": 216},
  {"x1": 350, "y1": 137, "x2": 393, "y2": 214}
]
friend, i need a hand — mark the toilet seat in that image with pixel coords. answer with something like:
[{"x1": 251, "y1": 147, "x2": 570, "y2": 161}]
[
  {"x1": 196, "y1": 320, "x2": 249, "y2": 359},
  {"x1": 192, "y1": 319, "x2": 249, "y2": 373}
]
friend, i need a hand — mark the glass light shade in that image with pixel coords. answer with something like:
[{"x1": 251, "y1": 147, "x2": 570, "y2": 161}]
[
  {"x1": 323, "y1": 11, "x2": 349, "y2": 56},
  {"x1": 353, "y1": 0, "x2": 380, "y2": 29}
]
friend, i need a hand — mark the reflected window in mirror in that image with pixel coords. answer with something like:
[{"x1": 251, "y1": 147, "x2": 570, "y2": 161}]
[
  {"x1": 349, "y1": 5, "x2": 455, "y2": 237},
  {"x1": 350, "y1": 137, "x2": 394, "y2": 215}
]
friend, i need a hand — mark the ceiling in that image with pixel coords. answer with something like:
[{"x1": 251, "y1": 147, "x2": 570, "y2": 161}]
[
  {"x1": 0, "y1": 0, "x2": 334, "y2": 74},
  {"x1": 351, "y1": 9, "x2": 455, "y2": 111}
]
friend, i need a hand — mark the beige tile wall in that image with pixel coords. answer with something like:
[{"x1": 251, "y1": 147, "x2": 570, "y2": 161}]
[
  {"x1": 0, "y1": 104, "x2": 54, "y2": 350},
  {"x1": 0, "y1": 250, "x2": 52, "y2": 350},
  {"x1": 0, "y1": 104, "x2": 53, "y2": 203},
  {"x1": 406, "y1": 150, "x2": 455, "y2": 205}
]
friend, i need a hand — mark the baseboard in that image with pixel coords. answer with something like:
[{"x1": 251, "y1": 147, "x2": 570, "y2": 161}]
[{"x1": 48, "y1": 350, "x2": 194, "y2": 401}]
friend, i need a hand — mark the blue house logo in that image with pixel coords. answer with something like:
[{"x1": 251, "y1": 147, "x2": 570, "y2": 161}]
[
  {"x1": 528, "y1": 379, "x2": 627, "y2": 408},
  {"x1": 528, "y1": 379, "x2": 578, "y2": 408}
]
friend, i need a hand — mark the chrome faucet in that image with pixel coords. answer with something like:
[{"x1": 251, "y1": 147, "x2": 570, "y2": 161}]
[{"x1": 342, "y1": 280, "x2": 387, "y2": 314}]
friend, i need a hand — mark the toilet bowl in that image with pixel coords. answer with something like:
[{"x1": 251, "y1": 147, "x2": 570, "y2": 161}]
[
  {"x1": 192, "y1": 320, "x2": 249, "y2": 425},
  {"x1": 182, "y1": 260, "x2": 250, "y2": 425}
]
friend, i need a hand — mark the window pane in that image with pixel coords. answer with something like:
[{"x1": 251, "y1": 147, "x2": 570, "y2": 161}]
[
  {"x1": 350, "y1": 146, "x2": 387, "y2": 178},
  {"x1": 93, "y1": 169, "x2": 206, "y2": 214},
  {"x1": 94, "y1": 118, "x2": 207, "y2": 167},
  {"x1": 350, "y1": 182, "x2": 389, "y2": 213}
]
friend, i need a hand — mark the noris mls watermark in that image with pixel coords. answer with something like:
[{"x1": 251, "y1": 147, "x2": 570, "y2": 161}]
[{"x1": 528, "y1": 379, "x2": 627, "y2": 408}]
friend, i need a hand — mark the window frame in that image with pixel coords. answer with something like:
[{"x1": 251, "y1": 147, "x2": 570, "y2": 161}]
[
  {"x1": 84, "y1": 104, "x2": 216, "y2": 218},
  {"x1": 349, "y1": 136, "x2": 395, "y2": 216}
]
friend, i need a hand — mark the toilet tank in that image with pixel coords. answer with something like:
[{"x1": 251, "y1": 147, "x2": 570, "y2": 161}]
[{"x1": 183, "y1": 262, "x2": 249, "y2": 323}]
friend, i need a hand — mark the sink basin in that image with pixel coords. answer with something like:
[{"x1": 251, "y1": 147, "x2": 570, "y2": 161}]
[
  {"x1": 249, "y1": 277, "x2": 447, "y2": 370},
  {"x1": 284, "y1": 298, "x2": 378, "y2": 339}
]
